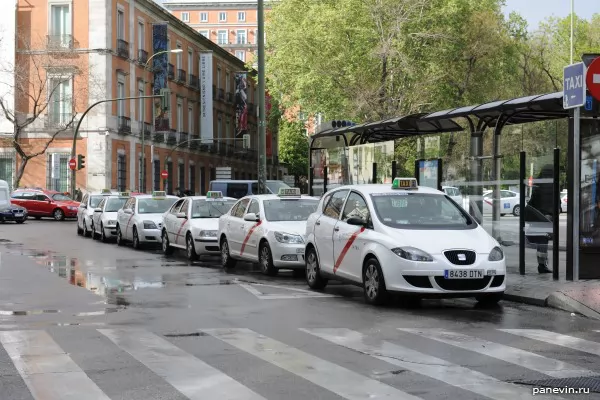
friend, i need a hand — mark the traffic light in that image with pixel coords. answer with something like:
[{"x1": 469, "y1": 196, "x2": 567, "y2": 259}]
[
  {"x1": 331, "y1": 120, "x2": 356, "y2": 129},
  {"x1": 77, "y1": 154, "x2": 85, "y2": 170},
  {"x1": 243, "y1": 134, "x2": 250, "y2": 149},
  {"x1": 160, "y1": 88, "x2": 170, "y2": 111}
]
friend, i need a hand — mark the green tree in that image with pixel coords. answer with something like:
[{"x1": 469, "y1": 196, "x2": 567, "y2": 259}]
[{"x1": 278, "y1": 120, "x2": 309, "y2": 178}]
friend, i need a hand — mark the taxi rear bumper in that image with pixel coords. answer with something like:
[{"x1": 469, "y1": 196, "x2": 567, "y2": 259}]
[{"x1": 379, "y1": 251, "x2": 506, "y2": 295}]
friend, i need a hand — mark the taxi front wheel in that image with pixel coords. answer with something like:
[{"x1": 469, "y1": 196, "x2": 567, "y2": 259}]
[
  {"x1": 306, "y1": 247, "x2": 327, "y2": 290},
  {"x1": 363, "y1": 258, "x2": 390, "y2": 305},
  {"x1": 220, "y1": 238, "x2": 236, "y2": 269},
  {"x1": 259, "y1": 243, "x2": 277, "y2": 276},
  {"x1": 162, "y1": 231, "x2": 174, "y2": 255}
]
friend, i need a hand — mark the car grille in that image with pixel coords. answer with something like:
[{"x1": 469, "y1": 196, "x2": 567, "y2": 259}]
[
  {"x1": 403, "y1": 275, "x2": 433, "y2": 288},
  {"x1": 444, "y1": 250, "x2": 476, "y2": 265},
  {"x1": 434, "y1": 276, "x2": 492, "y2": 291}
]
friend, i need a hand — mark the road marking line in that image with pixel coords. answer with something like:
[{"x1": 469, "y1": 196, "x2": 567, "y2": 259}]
[
  {"x1": 237, "y1": 283, "x2": 336, "y2": 300},
  {"x1": 500, "y1": 329, "x2": 600, "y2": 356},
  {"x1": 0, "y1": 330, "x2": 111, "y2": 400},
  {"x1": 399, "y1": 328, "x2": 595, "y2": 378},
  {"x1": 203, "y1": 328, "x2": 419, "y2": 399},
  {"x1": 99, "y1": 328, "x2": 265, "y2": 400},
  {"x1": 240, "y1": 221, "x2": 262, "y2": 256},
  {"x1": 333, "y1": 227, "x2": 365, "y2": 274},
  {"x1": 302, "y1": 328, "x2": 564, "y2": 400}
]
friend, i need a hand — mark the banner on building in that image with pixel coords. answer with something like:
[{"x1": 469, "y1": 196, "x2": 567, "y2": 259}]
[
  {"x1": 234, "y1": 72, "x2": 248, "y2": 137},
  {"x1": 152, "y1": 23, "x2": 169, "y2": 132},
  {"x1": 265, "y1": 91, "x2": 273, "y2": 157},
  {"x1": 200, "y1": 52, "x2": 213, "y2": 144}
]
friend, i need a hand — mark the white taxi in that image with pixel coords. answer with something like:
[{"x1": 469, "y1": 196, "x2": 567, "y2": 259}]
[
  {"x1": 77, "y1": 189, "x2": 118, "y2": 237},
  {"x1": 304, "y1": 178, "x2": 506, "y2": 305},
  {"x1": 115, "y1": 191, "x2": 179, "y2": 249},
  {"x1": 161, "y1": 191, "x2": 237, "y2": 260},
  {"x1": 218, "y1": 188, "x2": 319, "y2": 276},
  {"x1": 91, "y1": 193, "x2": 130, "y2": 242}
]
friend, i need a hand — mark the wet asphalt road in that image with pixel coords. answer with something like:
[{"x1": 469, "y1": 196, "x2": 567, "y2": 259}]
[{"x1": 0, "y1": 219, "x2": 600, "y2": 400}]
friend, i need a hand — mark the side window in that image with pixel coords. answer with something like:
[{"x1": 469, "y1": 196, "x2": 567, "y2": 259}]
[
  {"x1": 124, "y1": 198, "x2": 134, "y2": 210},
  {"x1": 247, "y1": 199, "x2": 260, "y2": 215},
  {"x1": 81, "y1": 194, "x2": 88, "y2": 205},
  {"x1": 11, "y1": 193, "x2": 21, "y2": 199},
  {"x1": 233, "y1": 198, "x2": 250, "y2": 218},
  {"x1": 97, "y1": 198, "x2": 106, "y2": 209},
  {"x1": 323, "y1": 190, "x2": 348, "y2": 220},
  {"x1": 179, "y1": 199, "x2": 190, "y2": 215},
  {"x1": 341, "y1": 192, "x2": 370, "y2": 222},
  {"x1": 320, "y1": 192, "x2": 333, "y2": 213},
  {"x1": 227, "y1": 183, "x2": 249, "y2": 198},
  {"x1": 36, "y1": 194, "x2": 48, "y2": 201},
  {"x1": 170, "y1": 199, "x2": 184, "y2": 214},
  {"x1": 23, "y1": 193, "x2": 36, "y2": 201}
]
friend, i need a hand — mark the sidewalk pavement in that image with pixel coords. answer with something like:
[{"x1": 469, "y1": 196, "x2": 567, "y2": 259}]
[{"x1": 505, "y1": 265, "x2": 600, "y2": 320}]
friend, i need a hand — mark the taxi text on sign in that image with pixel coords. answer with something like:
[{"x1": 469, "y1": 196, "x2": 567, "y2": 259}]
[
  {"x1": 586, "y1": 57, "x2": 600, "y2": 101},
  {"x1": 563, "y1": 62, "x2": 586, "y2": 109}
]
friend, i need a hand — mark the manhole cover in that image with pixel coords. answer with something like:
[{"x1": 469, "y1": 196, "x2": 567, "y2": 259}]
[{"x1": 519, "y1": 375, "x2": 600, "y2": 393}]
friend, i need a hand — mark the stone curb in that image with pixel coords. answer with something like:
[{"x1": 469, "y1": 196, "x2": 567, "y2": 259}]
[
  {"x1": 503, "y1": 292, "x2": 547, "y2": 307},
  {"x1": 504, "y1": 291, "x2": 600, "y2": 320}
]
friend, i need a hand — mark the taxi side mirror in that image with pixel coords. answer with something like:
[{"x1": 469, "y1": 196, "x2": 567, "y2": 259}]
[
  {"x1": 93, "y1": 208, "x2": 102, "y2": 213},
  {"x1": 346, "y1": 217, "x2": 367, "y2": 227},
  {"x1": 244, "y1": 213, "x2": 259, "y2": 222},
  {"x1": 176, "y1": 212, "x2": 187, "y2": 219}
]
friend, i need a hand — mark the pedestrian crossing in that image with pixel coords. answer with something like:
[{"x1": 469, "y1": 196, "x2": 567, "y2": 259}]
[{"x1": 0, "y1": 326, "x2": 598, "y2": 400}]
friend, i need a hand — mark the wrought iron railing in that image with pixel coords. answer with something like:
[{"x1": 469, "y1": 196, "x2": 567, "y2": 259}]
[
  {"x1": 117, "y1": 39, "x2": 129, "y2": 58},
  {"x1": 118, "y1": 116, "x2": 131, "y2": 134},
  {"x1": 138, "y1": 49, "x2": 148, "y2": 64}
]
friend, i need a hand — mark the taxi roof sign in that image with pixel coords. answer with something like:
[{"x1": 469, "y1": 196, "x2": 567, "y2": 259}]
[
  {"x1": 278, "y1": 187, "x2": 301, "y2": 197},
  {"x1": 119, "y1": 192, "x2": 130, "y2": 197},
  {"x1": 101, "y1": 189, "x2": 112, "y2": 194},
  {"x1": 152, "y1": 191, "x2": 166, "y2": 198},
  {"x1": 392, "y1": 177, "x2": 418, "y2": 190},
  {"x1": 206, "y1": 191, "x2": 223, "y2": 199}
]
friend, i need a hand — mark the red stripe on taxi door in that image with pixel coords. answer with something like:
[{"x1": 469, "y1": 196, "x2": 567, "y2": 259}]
[
  {"x1": 126, "y1": 214, "x2": 135, "y2": 231},
  {"x1": 333, "y1": 227, "x2": 366, "y2": 274},
  {"x1": 240, "y1": 221, "x2": 262, "y2": 256},
  {"x1": 175, "y1": 219, "x2": 188, "y2": 242}
]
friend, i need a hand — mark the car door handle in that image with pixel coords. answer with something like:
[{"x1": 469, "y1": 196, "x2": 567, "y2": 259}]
[
  {"x1": 334, "y1": 227, "x2": 339, "y2": 232},
  {"x1": 315, "y1": 221, "x2": 321, "y2": 226}
]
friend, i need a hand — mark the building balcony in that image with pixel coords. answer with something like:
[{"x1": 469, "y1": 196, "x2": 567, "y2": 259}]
[
  {"x1": 143, "y1": 122, "x2": 153, "y2": 139},
  {"x1": 153, "y1": 131, "x2": 164, "y2": 142},
  {"x1": 166, "y1": 129, "x2": 177, "y2": 145},
  {"x1": 189, "y1": 136, "x2": 200, "y2": 149},
  {"x1": 212, "y1": 85, "x2": 216, "y2": 100},
  {"x1": 220, "y1": 43, "x2": 257, "y2": 49},
  {"x1": 138, "y1": 49, "x2": 149, "y2": 65},
  {"x1": 218, "y1": 88, "x2": 225, "y2": 102},
  {"x1": 177, "y1": 69, "x2": 186, "y2": 84},
  {"x1": 46, "y1": 34, "x2": 75, "y2": 51},
  {"x1": 226, "y1": 92, "x2": 233, "y2": 103},
  {"x1": 179, "y1": 131, "x2": 188, "y2": 145},
  {"x1": 45, "y1": 112, "x2": 73, "y2": 129},
  {"x1": 188, "y1": 74, "x2": 198, "y2": 89},
  {"x1": 117, "y1": 39, "x2": 129, "y2": 59},
  {"x1": 168, "y1": 64, "x2": 175, "y2": 80},
  {"x1": 117, "y1": 116, "x2": 131, "y2": 134}
]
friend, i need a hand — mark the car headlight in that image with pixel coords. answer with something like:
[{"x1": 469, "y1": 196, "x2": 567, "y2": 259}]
[
  {"x1": 143, "y1": 221, "x2": 157, "y2": 229},
  {"x1": 274, "y1": 231, "x2": 304, "y2": 244},
  {"x1": 391, "y1": 247, "x2": 433, "y2": 262},
  {"x1": 488, "y1": 246, "x2": 504, "y2": 261},
  {"x1": 107, "y1": 220, "x2": 117, "y2": 226},
  {"x1": 198, "y1": 230, "x2": 218, "y2": 238}
]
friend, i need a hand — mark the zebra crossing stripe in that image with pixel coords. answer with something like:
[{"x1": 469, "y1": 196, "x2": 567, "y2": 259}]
[
  {"x1": 203, "y1": 328, "x2": 421, "y2": 400},
  {"x1": 399, "y1": 328, "x2": 595, "y2": 379},
  {"x1": 500, "y1": 329, "x2": 600, "y2": 357},
  {"x1": 303, "y1": 328, "x2": 565, "y2": 400},
  {"x1": 0, "y1": 330, "x2": 111, "y2": 400},
  {"x1": 99, "y1": 328, "x2": 265, "y2": 400}
]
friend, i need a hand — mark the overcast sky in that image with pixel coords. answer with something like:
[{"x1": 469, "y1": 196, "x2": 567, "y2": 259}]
[{"x1": 503, "y1": 0, "x2": 600, "y2": 29}]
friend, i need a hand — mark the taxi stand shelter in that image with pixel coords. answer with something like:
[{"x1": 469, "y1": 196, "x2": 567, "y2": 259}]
[{"x1": 308, "y1": 91, "x2": 590, "y2": 280}]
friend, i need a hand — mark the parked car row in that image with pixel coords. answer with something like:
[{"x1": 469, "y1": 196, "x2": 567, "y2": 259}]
[{"x1": 77, "y1": 179, "x2": 506, "y2": 306}]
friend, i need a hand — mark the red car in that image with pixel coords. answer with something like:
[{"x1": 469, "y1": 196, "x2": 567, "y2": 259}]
[{"x1": 10, "y1": 189, "x2": 81, "y2": 221}]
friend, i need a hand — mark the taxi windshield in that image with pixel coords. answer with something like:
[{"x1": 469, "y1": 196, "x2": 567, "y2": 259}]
[
  {"x1": 263, "y1": 199, "x2": 318, "y2": 221},
  {"x1": 105, "y1": 198, "x2": 128, "y2": 212},
  {"x1": 370, "y1": 193, "x2": 475, "y2": 230},
  {"x1": 90, "y1": 196, "x2": 105, "y2": 208},
  {"x1": 191, "y1": 199, "x2": 236, "y2": 218},
  {"x1": 137, "y1": 198, "x2": 178, "y2": 214},
  {"x1": 52, "y1": 193, "x2": 71, "y2": 201}
]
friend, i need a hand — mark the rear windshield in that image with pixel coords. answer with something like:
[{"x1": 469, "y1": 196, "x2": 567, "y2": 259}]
[
  {"x1": 370, "y1": 192, "x2": 475, "y2": 230},
  {"x1": 52, "y1": 193, "x2": 71, "y2": 201},
  {"x1": 137, "y1": 198, "x2": 178, "y2": 214},
  {"x1": 263, "y1": 199, "x2": 318, "y2": 221},
  {"x1": 105, "y1": 198, "x2": 128, "y2": 212}
]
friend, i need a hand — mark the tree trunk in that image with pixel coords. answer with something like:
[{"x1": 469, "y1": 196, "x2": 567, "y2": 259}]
[{"x1": 13, "y1": 156, "x2": 29, "y2": 189}]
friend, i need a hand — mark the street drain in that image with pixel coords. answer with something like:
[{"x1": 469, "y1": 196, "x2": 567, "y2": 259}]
[
  {"x1": 517, "y1": 376, "x2": 600, "y2": 393},
  {"x1": 164, "y1": 332, "x2": 208, "y2": 337}
]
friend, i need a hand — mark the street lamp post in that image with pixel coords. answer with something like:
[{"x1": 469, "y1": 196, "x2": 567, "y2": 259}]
[
  {"x1": 257, "y1": 0, "x2": 267, "y2": 193},
  {"x1": 140, "y1": 48, "x2": 182, "y2": 193}
]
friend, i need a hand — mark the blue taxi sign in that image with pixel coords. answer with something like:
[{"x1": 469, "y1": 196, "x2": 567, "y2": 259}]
[
  {"x1": 392, "y1": 177, "x2": 418, "y2": 190},
  {"x1": 101, "y1": 189, "x2": 112, "y2": 194},
  {"x1": 278, "y1": 187, "x2": 301, "y2": 197},
  {"x1": 152, "y1": 191, "x2": 166, "y2": 199},
  {"x1": 206, "y1": 191, "x2": 223, "y2": 201}
]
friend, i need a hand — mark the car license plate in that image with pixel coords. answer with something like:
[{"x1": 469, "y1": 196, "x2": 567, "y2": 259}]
[
  {"x1": 14, "y1": 213, "x2": 23, "y2": 217},
  {"x1": 444, "y1": 269, "x2": 484, "y2": 279},
  {"x1": 296, "y1": 248, "x2": 304, "y2": 254}
]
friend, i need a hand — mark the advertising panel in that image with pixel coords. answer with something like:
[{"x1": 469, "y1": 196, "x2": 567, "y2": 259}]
[
  {"x1": 152, "y1": 23, "x2": 169, "y2": 131},
  {"x1": 235, "y1": 72, "x2": 248, "y2": 137},
  {"x1": 200, "y1": 52, "x2": 213, "y2": 143}
]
